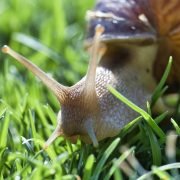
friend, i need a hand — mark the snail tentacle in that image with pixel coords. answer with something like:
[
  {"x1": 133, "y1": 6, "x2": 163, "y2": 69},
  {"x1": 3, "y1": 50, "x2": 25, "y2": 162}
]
[{"x1": 1, "y1": 45, "x2": 68, "y2": 103}]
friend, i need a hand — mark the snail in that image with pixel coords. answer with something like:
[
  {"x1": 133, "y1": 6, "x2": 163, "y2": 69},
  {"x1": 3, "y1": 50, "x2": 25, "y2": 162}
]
[{"x1": 2, "y1": 0, "x2": 180, "y2": 148}]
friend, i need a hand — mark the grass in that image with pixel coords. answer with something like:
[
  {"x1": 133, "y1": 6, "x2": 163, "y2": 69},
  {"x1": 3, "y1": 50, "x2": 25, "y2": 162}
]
[{"x1": 0, "y1": 0, "x2": 180, "y2": 179}]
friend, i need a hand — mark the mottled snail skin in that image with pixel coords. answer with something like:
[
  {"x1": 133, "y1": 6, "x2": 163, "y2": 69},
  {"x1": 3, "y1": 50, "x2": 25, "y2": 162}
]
[{"x1": 2, "y1": 0, "x2": 180, "y2": 147}]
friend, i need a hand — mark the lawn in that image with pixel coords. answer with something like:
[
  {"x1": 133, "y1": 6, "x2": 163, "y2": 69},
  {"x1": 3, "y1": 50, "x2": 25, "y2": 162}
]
[{"x1": 0, "y1": 0, "x2": 179, "y2": 179}]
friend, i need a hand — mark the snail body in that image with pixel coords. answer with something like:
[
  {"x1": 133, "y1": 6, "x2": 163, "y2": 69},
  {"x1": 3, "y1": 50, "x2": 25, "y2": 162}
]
[{"x1": 2, "y1": 0, "x2": 180, "y2": 147}]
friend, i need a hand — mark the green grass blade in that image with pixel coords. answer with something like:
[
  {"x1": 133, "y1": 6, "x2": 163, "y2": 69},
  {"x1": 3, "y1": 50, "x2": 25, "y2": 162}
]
[
  {"x1": 108, "y1": 85, "x2": 145, "y2": 115},
  {"x1": 119, "y1": 116, "x2": 142, "y2": 137},
  {"x1": 30, "y1": 167, "x2": 43, "y2": 180},
  {"x1": 152, "y1": 166, "x2": 171, "y2": 179},
  {"x1": 108, "y1": 85, "x2": 165, "y2": 140},
  {"x1": 145, "y1": 124, "x2": 162, "y2": 166},
  {"x1": 62, "y1": 175, "x2": 78, "y2": 180},
  {"x1": 151, "y1": 57, "x2": 172, "y2": 106},
  {"x1": 83, "y1": 154, "x2": 95, "y2": 180},
  {"x1": 43, "y1": 105, "x2": 57, "y2": 126},
  {"x1": 138, "y1": 163, "x2": 180, "y2": 180},
  {"x1": 0, "y1": 112, "x2": 10, "y2": 148},
  {"x1": 154, "y1": 111, "x2": 169, "y2": 124},
  {"x1": 0, "y1": 105, "x2": 7, "y2": 117},
  {"x1": 113, "y1": 169, "x2": 123, "y2": 180},
  {"x1": 92, "y1": 138, "x2": 120, "y2": 180},
  {"x1": 171, "y1": 119, "x2": 180, "y2": 135},
  {"x1": 29, "y1": 109, "x2": 37, "y2": 140},
  {"x1": 105, "y1": 147, "x2": 135, "y2": 180}
]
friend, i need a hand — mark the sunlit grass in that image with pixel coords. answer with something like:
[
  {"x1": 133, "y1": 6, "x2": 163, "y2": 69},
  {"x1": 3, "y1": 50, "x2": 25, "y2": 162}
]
[{"x1": 0, "y1": 0, "x2": 179, "y2": 179}]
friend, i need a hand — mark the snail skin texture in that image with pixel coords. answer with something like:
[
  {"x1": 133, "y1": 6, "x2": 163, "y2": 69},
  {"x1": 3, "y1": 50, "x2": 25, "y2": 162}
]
[{"x1": 2, "y1": 0, "x2": 180, "y2": 147}]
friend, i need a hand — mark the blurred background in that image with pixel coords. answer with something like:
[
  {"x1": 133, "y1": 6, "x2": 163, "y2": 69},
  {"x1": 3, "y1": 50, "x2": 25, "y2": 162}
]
[
  {"x1": 0, "y1": 0, "x2": 94, "y2": 108},
  {"x1": 0, "y1": 0, "x2": 95, "y2": 84}
]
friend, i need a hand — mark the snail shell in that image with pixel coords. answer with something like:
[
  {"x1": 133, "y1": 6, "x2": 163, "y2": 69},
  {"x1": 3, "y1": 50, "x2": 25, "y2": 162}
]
[
  {"x1": 2, "y1": 0, "x2": 180, "y2": 147},
  {"x1": 86, "y1": 0, "x2": 180, "y2": 90}
]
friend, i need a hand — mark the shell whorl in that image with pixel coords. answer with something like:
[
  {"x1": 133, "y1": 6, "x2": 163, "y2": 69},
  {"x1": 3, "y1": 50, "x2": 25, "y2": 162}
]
[
  {"x1": 86, "y1": 0, "x2": 180, "y2": 89},
  {"x1": 86, "y1": 0, "x2": 156, "y2": 44}
]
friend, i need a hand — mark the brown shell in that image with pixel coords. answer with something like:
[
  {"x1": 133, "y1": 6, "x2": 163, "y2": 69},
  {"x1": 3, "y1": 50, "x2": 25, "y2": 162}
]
[
  {"x1": 86, "y1": 0, "x2": 157, "y2": 44},
  {"x1": 150, "y1": 0, "x2": 180, "y2": 90},
  {"x1": 86, "y1": 0, "x2": 180, "y2": 90}
]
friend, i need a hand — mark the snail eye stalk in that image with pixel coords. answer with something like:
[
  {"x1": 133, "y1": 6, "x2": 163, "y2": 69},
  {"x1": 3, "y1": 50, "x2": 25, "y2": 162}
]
[{"x1": 1, "y1": 45, "x2": 68, "y2": 103}]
